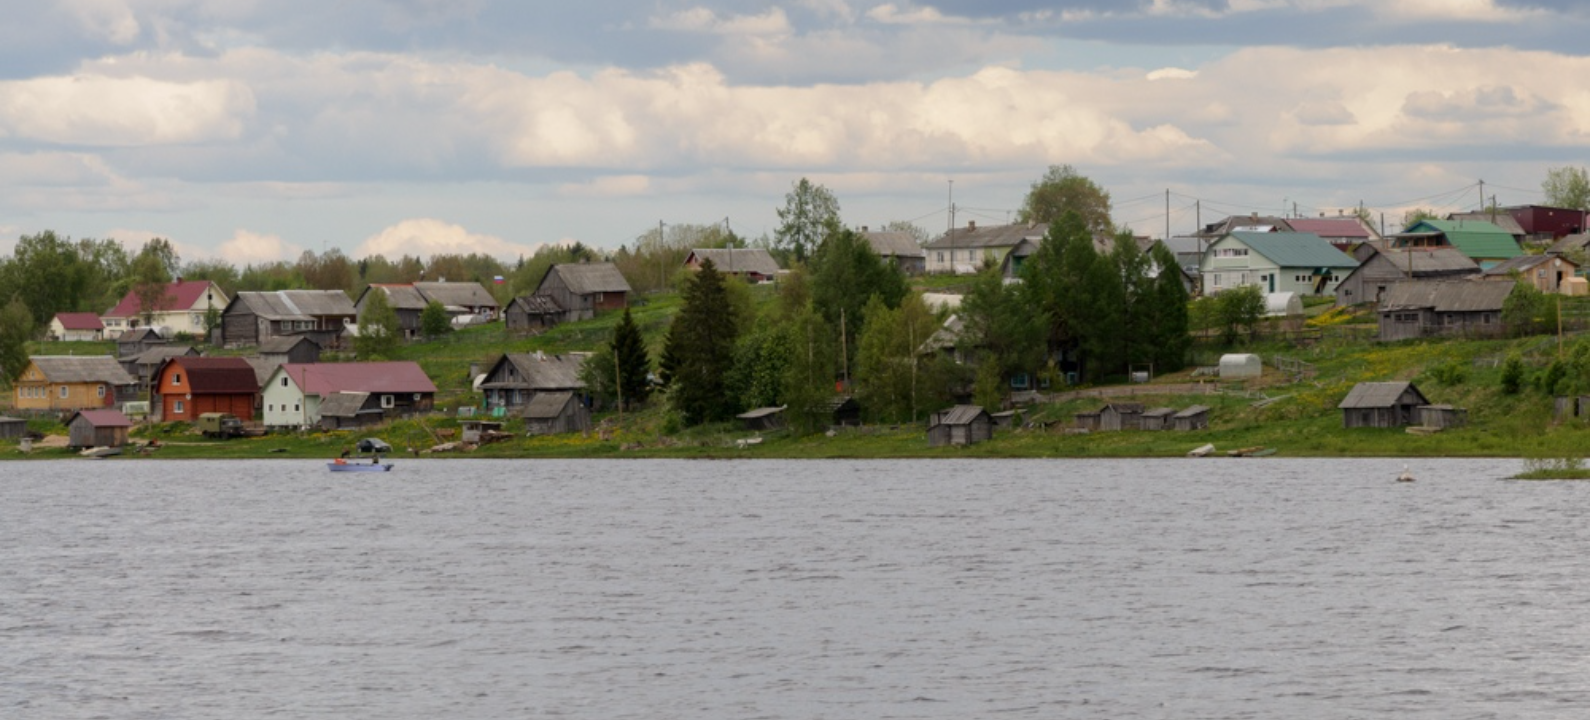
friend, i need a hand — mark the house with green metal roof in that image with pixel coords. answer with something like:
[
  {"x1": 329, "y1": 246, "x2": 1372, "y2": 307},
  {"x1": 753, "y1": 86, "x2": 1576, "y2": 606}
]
[
  {"x1": 1198, "y1": 231, "x2": 1360, "y2": 296},
  {"x1": 1393, "y1": 219, "x2": 1521, "y2": 269}
]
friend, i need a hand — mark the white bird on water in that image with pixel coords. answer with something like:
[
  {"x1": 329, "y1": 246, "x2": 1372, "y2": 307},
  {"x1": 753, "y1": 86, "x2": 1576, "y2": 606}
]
[{"x1": 1397, "y1": 464, "x2": 1415, "y2": 483}]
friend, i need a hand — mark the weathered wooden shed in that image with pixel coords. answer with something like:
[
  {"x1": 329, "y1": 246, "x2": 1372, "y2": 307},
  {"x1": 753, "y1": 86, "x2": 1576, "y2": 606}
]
[
  {"x1": 1074, "y1": 409, "x2": 1102, "y2": 431},
  {"x1": 503, "y1": 295, "x2": 564, "y2": 334},
  {"x1": 258, "y1": 336, "x2": 321, "y2": 366},
  {"x1": 0, "y1": 415, "x2": 27, "y2": 439},
  {"x1": 1338, "y1": 381, "x2": 1431, "y2": 428},
  {"x1": 317, "y1": 392, "x2": 383, "y2": 430},
  {"x1": 1140, "y1": 407, "x2": 1177, "y2": 431},
  {"x1": 1099, "y1": 403, "x2": 1146, "y2": 432},
  {"x1": 737, "y1": 406, "x2": 788, "y2": 432},
  {"x1": 990, "y1": 409, "x2": 1022, "y2": 429},
  {"x1": 523, "y1": 391, "x2": 591, "y2": 436},
  {"x1": 67, "y1": 409, "x2": 132, "y2": 449},
  {"x1": 928, "y1": 405, "x2": 993, "y2": 447},
  {"x1": 533, "y1": 263, "x2": 631, "y2": 323},
  {"x1": 1418, "y1": 404, "x2": 1468, "y2": 429},
  {"x1": 828, "y1": 396, "x2": 862, "y2": 427},
  {"x1": 1172, "y1": 405, "x2": 1211, "y2": 432}
]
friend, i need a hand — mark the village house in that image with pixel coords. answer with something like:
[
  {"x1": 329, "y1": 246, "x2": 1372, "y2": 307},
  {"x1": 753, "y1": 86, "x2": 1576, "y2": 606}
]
[
  {"x1": 354, "y1": 280, "x2": 500, "y2": 340},
  {"x1": 1390, "y1": 219, "x2": 1521, "y2": 270},
  {"x1": 534, "y1": 263, "x2": 631, "y2": 323},
  {"x1": 49, "y1": 313, "x2": 104, "y2": 341},
  {"x1": 121, "y1": 345, "x2": 200, "y2": 393},
  {"x1": 923, "y1": 221, "x2": 1045, "y2": 275},
  {"x1": 1199, "y1": 231, "x2": 1359, "y2": 297},
  {"x1": 1377, "y1": 280, "x2": 1516, "y2": 342},
  {"x1": 523, "y1": 391, "x2": 592, "y2": 436},
  {"x1": 100, "y1": 279, "x2": 228, "y2": 340},
  {"x1": 1334, "y1": 246, "x2": 1479, "y2": 307},
  {"x1": 262, "y1": 362, "x2": 436, "y2": 429},
  {"x1": 13, "y1": 356, "x2": 137, "y2": 412},
  {"x1": 502, "y1": 295, "x2": 565, "y2": 334},
  {"x1": 66, "y1": 409, "x2": 132, "y2": 449},
  {"x1": 152, "y1": 356, "x2": 259, "y2": 423},
  {"x1": 927, "y1": 405, "x2": 994, "y2": 446},
  {"x1": 221, "y1": 290, "x2": 358, "y2": 349},
  {"x1": 317, "y1": 392, "x2": 387, "y2": 430},
  {"x1": 116, "y1": 327, "x2": 169, "y2": 358},
  {"x1": 478, "y1": 351, "x2": 590, "y2": 413},
  {"x1": 684, "y1": 248, "x2": 782, "y2": 283},
  {"x1": 1467, "y1": 205, "x2": 1587, "y2": 244},
  {"x1": 1283, "y1": 215, "x2": 1381, "y2": 251},
  {"x1": 1481, "y1": 254, "x2": 1578, "y2": 294},
  {"x1": 860, "y1": 228, "x2": 927, "y2": 275},
  {"x1": 1339, "y1": 381, "x2": 1431, "y2": 428}
]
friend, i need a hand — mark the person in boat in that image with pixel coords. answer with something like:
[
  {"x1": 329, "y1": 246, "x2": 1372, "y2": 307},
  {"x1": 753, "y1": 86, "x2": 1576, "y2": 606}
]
[
  {"x1": 371, "y1": 455, "x2": 381, "y2": 465},
  {"x1": 333, "y1": 457, "x2": 347, "y2": 465}
]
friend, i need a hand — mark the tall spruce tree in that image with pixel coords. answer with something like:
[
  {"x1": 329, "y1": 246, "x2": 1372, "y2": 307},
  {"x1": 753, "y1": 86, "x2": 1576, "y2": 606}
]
[
  {"x1": 612, "y1": 307, "x2": 651, "y2": 407},
  {"x1": 0, "y1": 296, "x2": 34, "y2": 385},
  {"x1": 809, "y1": 227, "x2": 908, "y2": 372},
  {"x1": 662, "y1": 259, "x2": 740, "y2": 424},
  {"x1": 1145, "y1": 243, "x2": 1191, "y2": 372}
]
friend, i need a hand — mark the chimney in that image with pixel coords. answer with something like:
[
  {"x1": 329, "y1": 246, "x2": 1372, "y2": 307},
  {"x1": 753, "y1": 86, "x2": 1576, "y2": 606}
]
[
  {"x1": 967, "y1": 220, "x2": 977, "y2": 231},
  {"x1": 861, "y1": 225, "x2": 869, "y2": 232}
]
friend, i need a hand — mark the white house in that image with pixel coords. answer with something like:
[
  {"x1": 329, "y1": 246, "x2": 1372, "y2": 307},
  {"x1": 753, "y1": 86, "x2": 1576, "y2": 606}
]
[
  {"x1": 262, "y1": 361, "x2": 437, "y2": 428},
  {"x1": 101, "y1": 280, "x2": 229, "y2": 339}
]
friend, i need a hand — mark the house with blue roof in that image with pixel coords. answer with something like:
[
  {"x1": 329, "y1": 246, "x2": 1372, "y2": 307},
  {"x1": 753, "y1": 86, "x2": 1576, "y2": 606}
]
[
  {"x1": 1198, "y1": 231, "x2": 1360, "y2": 297},
  {"x1": 1391, "y1": 219, "x2": 1521, "y2": 270}
]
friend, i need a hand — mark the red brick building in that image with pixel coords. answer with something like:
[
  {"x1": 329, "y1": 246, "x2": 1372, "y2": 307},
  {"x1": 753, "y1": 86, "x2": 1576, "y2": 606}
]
[{"x1": 154, "y1": 356, "x2": 259, "y2": 422}]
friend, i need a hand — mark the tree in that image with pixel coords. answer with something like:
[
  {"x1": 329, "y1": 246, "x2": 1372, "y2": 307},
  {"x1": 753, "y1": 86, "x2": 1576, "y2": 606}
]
[
  {"x1": 129, "y1": 244, "x2": 175, "y2": 328},
  {"x1": 661, "y1": 258, "x2": 740, "y2": 425},
  {"x1": 808, "y1": 227, "x2": 908, "y2": 370},
  {"x1": 959, "y1": 262, "x2": 1046, "y2": 395},
  {"x1": 354, "y1": 288, "x2": 401, "y2": 359},
  {"x1": 1016, "y1": 165, "x2": 1113, "y2": 235},
  {"x1": 773, "y1": 177, "x2": 841, "y2": 264},
  {"x1": 0, "y1": 296, "x2": 34, "y2": 385},
  {"x1": 1214, "y1": 285, "x2": 1265, "y2": 344},
  {"x1": 612, "y1": 308, "x2": 651, "y2": 408},
  {"x1": 5, "y1": 231, "x2": 90, "y2": 326},
  {"x1": 1503, "y1": 281, "x2": 1557, "y2": 337},
  {"x1": 420, "y1": 300, "x2": 453, "y2": 339},
  {"x1": 1144, "y1": 243, "x2": 1192, "y2": 373},
  {"x1": 1501, "y1": 353, "x2": 1525, "y2": 394},
  {"x1": 854, "y1": 293, "x2": 941, "y2": 423},
  {"x1": 1402, "y1": 208, "x2": 1440, "y2": 229},
  {"x1": 1544, "y1": 166, "x2": 1590, "y2": 210},
  {"x1": 780, "y1": 306, "x2": 840, "y2": 435}
]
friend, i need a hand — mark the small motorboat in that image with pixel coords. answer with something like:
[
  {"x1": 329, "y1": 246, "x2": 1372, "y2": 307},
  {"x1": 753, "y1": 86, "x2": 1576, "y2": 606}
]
[
  {"x1": 328, "y1": 459, "x2": 394, "y2": 472},
  {"x1": 1396, "y1": 464, "x2": 1415, "y2": 482},
  {"x1": 1187, "y1": 443, "x2": 1215, "y2": 458}
]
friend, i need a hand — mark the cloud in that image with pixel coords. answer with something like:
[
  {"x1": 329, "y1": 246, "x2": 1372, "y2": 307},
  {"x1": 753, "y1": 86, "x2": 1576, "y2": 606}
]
[
  {"x1": 1146, "y1": 67, "x2": 1197, "y2": 80},
  {"x1": 213, "y1": 229, "x2": 306, "y2": 265},
  {"x1": 649, "y1": 7, "x2": 792, "y2": 35},
  {"x1": 557, "y1": 175, "x2": 654, "y2": 198},
  {"x1": 62, "y1": 0, "x2": 142, "y2": 44},
  {"x1": 354, "y1": 218, "x2": 547, "y2": 262},
  {"x1": 866, "y1": 4, "x2": 986, "y2": 25},
  {"x1": 0, "y1": 74, "x2": 254, "y2": 146}
]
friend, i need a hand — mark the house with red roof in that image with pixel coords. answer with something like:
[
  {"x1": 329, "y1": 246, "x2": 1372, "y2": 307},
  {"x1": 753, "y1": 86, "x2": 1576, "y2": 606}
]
[
  {"x1": 152, "y1": 356, "x2": 260, "y2": 422},
  {"x1": 66, "y1": 409, "x2": 132, "y2": 449},
  {"x1": 48, "y1": 313, "x2": 105, "y2": 341},
  {"x1": 101, "y1": 279, "x2": 229, "y2": 340},
  {"x1": 260, "y1": 362, "x2": 436, "y2": 429},
  {"x1": 1284, "y1": 216, "x2": 1380, "y2": 252}
]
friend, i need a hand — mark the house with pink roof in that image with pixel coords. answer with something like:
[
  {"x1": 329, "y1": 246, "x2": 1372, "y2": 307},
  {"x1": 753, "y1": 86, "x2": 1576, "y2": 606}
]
[
  {"x1": 260, "y1": 361, "x2": 437, "y2": 429},
  {"x1": 49, "y1": 313, "x2": 105, "y2": 341},
  {"x1": 100, "y1": 279, "x2": 229, "y2": 340},
  {"x1": 1284, "y1": 216, "x2": 1380, "y2": 252}
]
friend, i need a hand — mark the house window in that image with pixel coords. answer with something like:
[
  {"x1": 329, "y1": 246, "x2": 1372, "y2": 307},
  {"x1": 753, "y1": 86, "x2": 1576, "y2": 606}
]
[
  {"x1": 268, "y1": 404, "x2": 274, "y2": 412},
  {"x1": 60, "y1": 386, "x2": 68, "y2": 398},
  {"x1": 1212, "y1": 273, "x2": 1223, "y2": 288},
  {"x1": 1483, "y1": 313, "x2": 1493, "y2": 324},
  {"x1": 1010, "y1": 373, "x2": 1031, "y2": 390},
  {"x1": 174, "y1": 400, "x2": 184, "y2": 414},
  {"x1": 174, "y1": 373, "x2": 182, "y2": 386},
  {"x1": 381, "y1": 394, "x2": 395, "y2": 409},
  {"x1": 936, "y1": 251, "x2": 944, "y2": 262},
  {"x1": 97, "y1": 385, "x2": 105, "y2": 398},
  {"x1": 281, "y1": 377, "x2": 289, "y2": 387},
  {"x1": 1394, "y1": 313, "x2": 1419, "y2": 323},
  {"x1": 1216, "y1": 248, "x2": 1249, "y2": 257},
  {"x1": 293, "y1": 403, "x2": 300, "y2": 412}
]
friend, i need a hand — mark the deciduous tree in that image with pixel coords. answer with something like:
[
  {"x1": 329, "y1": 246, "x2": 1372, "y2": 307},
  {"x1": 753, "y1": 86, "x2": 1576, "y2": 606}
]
[
  {"x1": 1544, "y1": 166, "x2": 1590, "y2": 210},
  {"x1": 354, "y1": 288, "x2": 401, "y2": 359},
  {"x1": 420, "y1": 300, "x2": 453, "y2": 338},
  {"x1": 0, "y1": 296, "x2": 34, "y2": 385},
  {"x1": 773, "y1": 178, "x2": 841, "y2": 264},
  {"x1": 1016, "y1": 165, "x2": 1113, "y2": 235}
]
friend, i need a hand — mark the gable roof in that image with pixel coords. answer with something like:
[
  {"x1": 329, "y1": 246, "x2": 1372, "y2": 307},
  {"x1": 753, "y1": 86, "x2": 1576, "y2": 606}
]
[
  {"x1": 931, "y1": 404, "x2": 990, "y2": 426},
  {"x1": 29, "y1": 356, "x2": 136, "y2": 385},
  {"x1": 230, "y1": 290, "x2": 357, "y2": 320},
  {"x1": 542, "y1": 263, "x2": 632, "y2": 295},
  {"x1": 523, "y1": 390, "x2": 578, "y2": 419},
  {"x1": 1404, "y1": 219, "x2": 1521, "y2": 260},
  {"x1": 128, "y1": 345, "x2": 199, "y2": 368},
  {"x1": 118, "y1": 327, "x2": 166, "y2": 344},
  {"x1": 1338, "y1": 381, "x2": 1428, "y2": 409},
  {"x1": 1359, "y1": 246, "x2": 1479, "y2": 274},
  {"x1": 275, "y1": 362, "x2": 437, "y2": 396},
  {"x1": 166, "y1": 356, "x2": 259, "y2": 394},
  {"x1": 506, "y1": 295, "x2": 563, "y2": 314},
  {"x1": 54, "y1": 312, "x2": 104, "y2": 330},
  {"x1": 686, "y1": 248, "x2": 782, "y2": 276},
  {"x1": 1173, "y1": 405, "x2": 1210, "y2": 419},
  {"x1": 1225, "y1": 231, "x2": 1359, "y2": 269},
  {"x1": 1447, "y1": 211, "x2": 1526, "y2": 237},
  {"x1": 1482, "y1": 254, "x2": 1576, "y2": 276},
  {"x1": 366, "y1": 284, "x2": 429, "y2": 310},
  {"x1": 258, "y1": 335, "x2": 320, "y2": 354},
  {"x1": 318, "y1": 391, "x2": 374, "y2": 418},
  {"x1": 924, "y1": 222, "x2": 1045, "y2": 251},
  {"x1": 106, "y1": 280, "x2": 220, "y2": 318},
  {"x1": 1378, "y1": 280, "x2": 1515, "y2": 313},
  {"x1": 70, "y1": 409, "x2": 132, "y2": 428},
  {"x1": 480, "y1": 352, "x2": 589, "y2": 390},
  {"x1": 1285, "y1": 217, "x2": 1375, "y2": 239},
  {"x1": 1548, "y1": 232, "x2": 1590, "y2": 255},
  {"x1": 414, "y1": 281, "x2": 499, "y2": 309},
  {"x1": 862, "y1": 231, "x2": 926, "y2": 258}
]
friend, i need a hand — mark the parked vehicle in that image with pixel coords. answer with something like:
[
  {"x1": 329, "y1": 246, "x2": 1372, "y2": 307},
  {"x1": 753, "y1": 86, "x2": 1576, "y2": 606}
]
[{"x1": 198, "y1": 412, "x2": 246, "y2": 439}]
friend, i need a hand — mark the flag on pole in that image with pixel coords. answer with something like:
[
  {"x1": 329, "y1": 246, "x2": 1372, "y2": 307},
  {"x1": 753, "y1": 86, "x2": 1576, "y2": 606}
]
[{"x1": 493, "y1": 275, "x2": 505, "y2": 284}]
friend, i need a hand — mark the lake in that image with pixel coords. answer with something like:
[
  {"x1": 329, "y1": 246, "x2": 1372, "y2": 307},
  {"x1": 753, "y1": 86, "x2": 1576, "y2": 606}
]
[{"x1": 1, "y1": 457, "x2": 1584, "y2": 719}]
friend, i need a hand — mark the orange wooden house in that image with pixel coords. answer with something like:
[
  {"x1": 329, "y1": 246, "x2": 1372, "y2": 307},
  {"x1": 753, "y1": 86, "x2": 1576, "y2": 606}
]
[{"x1": 152, "y1": 356, "x2": 260, "y2": 422}]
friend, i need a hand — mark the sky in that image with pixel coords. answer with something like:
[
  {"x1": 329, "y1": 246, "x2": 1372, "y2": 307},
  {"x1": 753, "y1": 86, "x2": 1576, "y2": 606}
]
[{"x1": 5, "y1": 0, "x2": 1590, "y2": 265}]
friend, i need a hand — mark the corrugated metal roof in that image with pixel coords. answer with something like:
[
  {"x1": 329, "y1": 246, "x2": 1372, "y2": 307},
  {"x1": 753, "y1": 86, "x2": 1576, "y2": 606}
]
[
  {"x1": 1404, "y1": 219, "x2": 1522, "y2": 261},
  {"x1": 276, "y1": 361, "x2": 437, "y2": 395},
  {"x1": 522, "y1": 391, "x2": 577, "y2": 419},
  {"x1": 1173, "y1": 405, "x2": 1210, "y2": 419},
  {"x1": 687, "y1": 249, "x2": 782, "y2": 276},
  {"x1": 1226, "y1": 231, "x2": 1359, "y2": 269},
  {"x1": 1366, "y1": 247, "x2": 1479, "y2": 274},
  {"x1": 1482, "y1": 254, "x2": 1573, "y2": 276},
  {"x1": 924, "y1": 222, "x2": 1045, "y2": 250},
  {"x1": 54, "y1": 312, "x2": 104, "y2": 330},
  {"x1": 106, "y1": 280, "x2": 220, "y2": 318},
  {"x1": 258, "y1": 336, "x2": 319, "y2": 353},
  {"x1": 318, "y1": 391, "x2": 372, "y2": 418},
  {"x1": 1285, "y1": 218, "x2": 1374, "y2": 239},
  {"x1": 129, "y1": 345, "x2": 197, "y2": 367},
  {"x1": 1338, "y1": 381, "x2": 1428, "y2": 409},
  {"x1": 71, "y1": 409, "x2": 132, "y2": 427},
  {"x1": 1378, "y1": 280, "x2": 1515, "y2": 313},
  {"x1": 31, "y1": 355, "x2": 136, "y2": 385},
  {"x1": 234, "y1": 290, "x2": 357, "y2": 320},
  {"x1": 542, "y1": 263, "x2": 632, "y2": 295},
  {"x1": 370, "y1": 284, "x2": 429, "y2": 310}
]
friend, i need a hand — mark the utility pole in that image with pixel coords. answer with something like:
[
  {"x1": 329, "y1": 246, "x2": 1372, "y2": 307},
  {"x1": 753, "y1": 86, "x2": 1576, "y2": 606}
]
[
  {"x1": 614, "y1": 345, "x2": 622, "y2": 420},
  {"x1": 1165, "y1": 189, "x2": 1170, "y2": 241},
  {"x1": 1478, "y1": 179, "x2": 1485, "y2": 213},
  {"x1": 947, "y1": 180, "x2": 956, "y2": 273}
]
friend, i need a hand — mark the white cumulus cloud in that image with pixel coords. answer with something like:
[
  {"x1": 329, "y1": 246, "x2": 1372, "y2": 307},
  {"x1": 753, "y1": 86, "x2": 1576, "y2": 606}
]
[
  {"x1": 355, "y1": 218, "x2": 546, "y2": 262},
  {"x1": 0, "y1": 74, "x2": 254, "y2": 146},
  {"x1": 213, "y1": 229, "x2": 306, "y2": 265}
]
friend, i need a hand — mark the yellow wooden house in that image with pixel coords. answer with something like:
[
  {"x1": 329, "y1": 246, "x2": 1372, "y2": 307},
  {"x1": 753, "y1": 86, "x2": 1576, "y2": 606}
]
[{"x1": 13, "y1": 356, "x2": 138, "y2": 412}]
